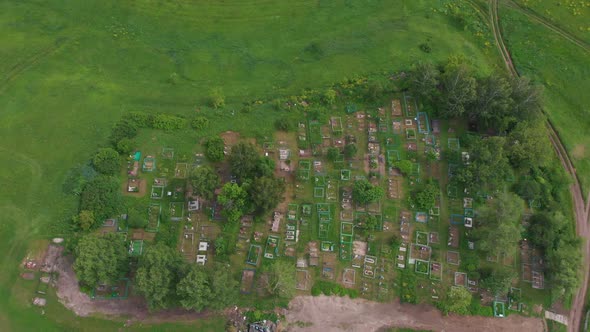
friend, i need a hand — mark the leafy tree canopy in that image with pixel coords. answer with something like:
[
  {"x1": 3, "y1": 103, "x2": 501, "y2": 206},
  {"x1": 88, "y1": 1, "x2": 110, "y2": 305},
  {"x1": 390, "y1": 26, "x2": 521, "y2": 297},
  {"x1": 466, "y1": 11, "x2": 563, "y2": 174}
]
[
  {"x1": 473, "y1": 192, "x2": 523, "y2": 256},
  {"x1": 353, "y1": 180, "x2": 384, "y2": 205},
  {"x1": 189, "y1": 166, "x2": 220, "y2": 201},
  {"x1": 136, "y1": 243, "x2": 183, "y2": 310},
  {"x1": 217, "y1": 182, "x2": 249, "y2": 222},
  {"x1": 265, "y1": 261, "x2": 296, "y2": 299},
  {"x1": 204, "y1": 137, "x2": 225, "y2": 162},
  {"x1": 92, "y1": 148, "x2": 120, "y2": 175},
  {"x1": 74, "y1": 233, "x2": 128, "y2": 287},
  {"x1": 176, "y1": 265, "x2": 211, "y2": 311},
  {"x1": 80, "y1": 175, "x2": 123, "y2": 223},
  {"x1": 248, "y1": 176, "x2": 285, "y2": 214}
]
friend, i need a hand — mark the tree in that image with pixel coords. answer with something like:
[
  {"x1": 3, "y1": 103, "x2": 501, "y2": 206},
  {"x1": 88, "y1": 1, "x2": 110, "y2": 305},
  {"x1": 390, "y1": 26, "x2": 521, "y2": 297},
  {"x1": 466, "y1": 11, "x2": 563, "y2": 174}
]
[
  {"x1": 364, "y1": 214, "x2": 379, "y2": 231},
  {"x1": 209, "y1": 264, "x2": 239, "y2": 310},
  {"x1": 80, "y1": 175, "x2": 123, "y2": 223},
  {"x1": 189, "y1": 166, "x2": 220, "y2": 200},
  {"x1": 265, "y1": 261, "x2": 296, "y2": 299},
  {"x1": 471, "y1": 74, "x2": 512, "y2": 130},
  {"x1": 528, "y1": 212, "x2": 569, "y2": 255},
  {"x1": 209, "y1": 87, "x2": 225, "y2": 109},
  {"x1": 326, "y1": 147, "x2": 340, "y2": 162},
  {"x1": 394, "y1": 160, "x2": 413, "y2": 175},
  {"x1": 115, "y1": 138, "x2": 135, "y2": 154},
  {"x1": 440, "y1": 64, "x2": 477, "y2": 118},
  {"x1": 514, "y1": 178, "x2": 541, "y2": 201},
  {"x1": 215, "y1": 236, "x2": 228, "y2": 257},
  {"x1": 412, "y1": 182, "x2": 439, "y2": 210},
  {"x1": 473, "y1": 192, "x2": 524, "y2": 256},
  {"x1": 74, "y1": 210, "x2": 96, "y2": 231},
  {"x1": 323, "y1": 88, "x2": 337, "y2": 105},
  {"x1": 343, "y1": 143, "x2": 357, "y2": 159},
  {"x1": 229, "y1": 142, "x2": 260, "y2": 180},
  {"x1": 92, "y1": 148, "x2": 120, "y2": 175},
  {"x1": 109, "y1": 119, "x2": 138, "y2": 144},
  {"x1": 441, "y1": 286, "x2": 472, "y2": 315},
  {"x1": 353, "y1": 180, "x2": 384, "y2": 205},
  {"x1": 176, "y1": 265, "x2": 212, "y2": 311},
  {"x1": 480, "y1": 267, "x2": 517, "y2": 296},
  {"x1": 127, "y1": 208, "x2": 148, "y2": 229},
  {"x1": 507, "y1": 120, "x2": 551, "y2": 170},
  {"x1": 410, "y1": 61, "x2": 440, "y2": 101},
  {"x1": 509, "y1": 76, "x2": 543, "y2": 121},
  {"x1": 454, "y1": 137, "x2": 511, "y2": 192},
  {"x1": 74, "y1": 233, "x2": 128, "y2": 287},
  {"x1": 249, "y1": 176, "x2": 285, "y2": 214},
  {"x1": 217, "y1": 183, "x2": 249, "y2": 222},
  {"x1": 204, "y1": 137, "x2": 225, "y2": 162},
  {"x1": 274, "y1": 118, "x2": 293, "y2": 132},
  {"x1": 136, "y1": 243, "x2": 183, "y2": 310},
  {"x1": 546, "y1": 239, "x2": 581, "y2": 298}
]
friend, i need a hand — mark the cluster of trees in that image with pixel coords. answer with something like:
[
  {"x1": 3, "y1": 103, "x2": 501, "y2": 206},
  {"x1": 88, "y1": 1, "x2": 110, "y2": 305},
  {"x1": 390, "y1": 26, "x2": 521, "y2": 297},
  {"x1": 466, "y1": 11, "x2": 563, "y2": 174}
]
[{"x1": 409, "y1": 59, "x2": 580, "y2": 299}]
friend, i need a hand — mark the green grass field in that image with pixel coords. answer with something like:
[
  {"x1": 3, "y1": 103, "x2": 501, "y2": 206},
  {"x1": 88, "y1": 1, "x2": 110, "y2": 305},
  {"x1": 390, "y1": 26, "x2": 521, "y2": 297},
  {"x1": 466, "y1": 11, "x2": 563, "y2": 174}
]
[{"x1": 499, "y1": 3, "x2": 590, "y2": 193}]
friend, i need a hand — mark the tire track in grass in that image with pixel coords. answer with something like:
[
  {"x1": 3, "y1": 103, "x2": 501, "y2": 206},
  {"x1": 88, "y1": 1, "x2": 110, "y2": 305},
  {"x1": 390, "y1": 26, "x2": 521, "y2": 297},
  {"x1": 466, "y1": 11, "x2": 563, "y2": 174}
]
[
  {"x1": 0, "y1": 38, "x2": 68, "y2": 95},
  {"x1": 488, "y1": 2, "x2": 590, "y2": 331}
]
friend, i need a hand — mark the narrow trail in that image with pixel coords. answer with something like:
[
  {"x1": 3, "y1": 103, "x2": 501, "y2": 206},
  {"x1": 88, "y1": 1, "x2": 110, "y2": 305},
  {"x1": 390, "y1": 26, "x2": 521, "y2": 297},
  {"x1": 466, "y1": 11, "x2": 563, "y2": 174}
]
[{"x1": 489, "y1": 1, "x2": 590, "y2": 331}]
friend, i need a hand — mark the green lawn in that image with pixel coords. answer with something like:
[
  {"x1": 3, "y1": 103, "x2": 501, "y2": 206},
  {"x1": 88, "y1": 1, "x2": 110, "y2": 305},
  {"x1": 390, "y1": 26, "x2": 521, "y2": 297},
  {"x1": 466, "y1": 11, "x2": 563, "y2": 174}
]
[
  {"x1": 499, "y1": 3, "x2": 590, "y2": 194},
  {"x1": 0, "y1": 0, "x2": 499, "y2": 329}
]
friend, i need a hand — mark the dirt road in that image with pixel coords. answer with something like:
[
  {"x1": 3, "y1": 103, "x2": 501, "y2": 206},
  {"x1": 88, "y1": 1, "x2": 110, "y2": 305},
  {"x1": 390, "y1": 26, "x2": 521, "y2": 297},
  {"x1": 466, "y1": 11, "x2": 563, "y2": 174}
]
[
  {"x1": 284, "y1": 296, "x2": 544, "y2": 332},
  {"x1": 488, "y1": 2, "x2": 590, "y2": 330}
]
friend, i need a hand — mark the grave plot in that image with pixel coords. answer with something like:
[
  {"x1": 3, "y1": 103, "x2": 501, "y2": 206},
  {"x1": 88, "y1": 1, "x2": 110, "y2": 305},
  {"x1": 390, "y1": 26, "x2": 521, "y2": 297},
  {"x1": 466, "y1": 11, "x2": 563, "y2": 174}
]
[
  {"x1": 298, "y1": 160, "x2": 311, "y2": 180},
  {"x1": 386, "y1": 150, "x2": 400, "y2": 166},
  {"x1": 431, "y1": 119, "x2": 441, "y2": 135},
  {"x1": 415, "y1": 259, "x2": 429, "y2": 275},
  {"x1": 326, "y1": 179, "x2": 338, "y2": 202},
  {"x1": 322, "y1": 253, "x2": 337, "y2": 280},
  {"x1": 450, "y1": 214, "x2": 464, "y2": 226},
  {"x1": 285, "y1": 222, "x2": 297, "y2": 242},
  {"x1": 296, "y1": 270, "x2": 310, "y2": 290},
  {"x1": 246, "y1": 244, "x2": 262, "y2": 266},
  {"x1": 340, "y1": 169, "x2": 351, "y2": 181},
  {"x1": 142, "y1": 156, "x2": 156, "y2": 172},
  {"x1": 300, "y1": 204, "x2": 312, "y2": 226},
  {"x1": 397, "y1": 243, "x2": 407, "y2": 269},
  {"x1": 430, "y1": 261, "x2": 443, "y2": 281},
  {"x1": 532, "y1": 271, "x2": 544, "y2": 289},
  {"x1": 392, "y1": 121, "x2": 402, "y2": 135},
  {"x1": 314, "y1": 187, "x2": 325, "y2": 199},
  {"x1": 467, "y1": 278, "x2": 478, "y2": 293},
  {"x1": 416, "y1": 231, "x2": 429, "y2": 245},
  {"x1": 391, "y1": 99, "x2": 403, "y2": 117},
  {"x1": 363, "y1": 255, "x2": 378, "y2": 278},
  {"x1": 415, "y1": 212, "x2": 428, "y2": 223},
  {"x1": 493, "y1": 301, "x2": 506, "y2": 318},
  {"x1": 343, "y1": 268, "x2": 356, "y2": 287},
  {"x1": 298, "y1": 122, "x2": 309, "y2": 149},
  {"x1": 330, "y1": 117, "x2": 343, "y2": 136},
  {"x1": 409, "y1": 244, "x2": 431, "y2": 264},
  {"x1": 169, "y1": 202, "x2": 184, "y2": 221},
  {"x1": 454, "y1": 272, "x2": 468, "y2": 287},
  {"x1": 448, "y1": 138, "x2": 460, "y2": 151},
  {"x1": 317, "y1": 204, "x2": 332, "y2": 239},
  {"x1": 128, "y1": 240, "x2": 144, "y2": 257},
  {"x1": 321, "y1": 241, "x2": 334, "y2": 252},
  {"x1": 240, "y1": 269, "x2": 255, "y2": 294},
  {"x1": 405, "y1": 128, "x2": 417, "y2": 140},
  {"x1": 447, "y1": 226, "x2": 460, "y2": 248},
  {"x1": 150, "y1": 185, "x2": 165, "y2": 199},
  {"x1": 339, "y1": 222, "x2": 354, "y2": 261},
  {"x1": 416, "y1": 112, "x2": 430, "y2": 134},
  {"x1": 92, "y1": 279, "x2": 130, "y2": 300},
  {"x1": 174, "y1": 163, "x2": 189, "y2": 178},
  {"x1": 429, "y1": 232, "x2": 439, "y2": 245},
  {"x1": 264, "y1": 235, "x2": 280, "y2": 259},
  {"x1": 388, "y1": 178, "x2": 401, "y2": 199},
  {"x1": 308, "y1": 120, "x2": 323, "y2": 150},
  {"x1": 146, "y1": 204, "x2": 161, "y2": 232},
  {"x1": 161, "y1": 147, "x2": 174, "y2": 159},
  {"x1": 447, "y1": 251, "x2": 460, "y2": 266},
  {"x1": 403, "y1": 93, "x2": 418, "y2": 117},
  {"x1": 180, "y1": 233, "x2": 194, "y2": 258}
]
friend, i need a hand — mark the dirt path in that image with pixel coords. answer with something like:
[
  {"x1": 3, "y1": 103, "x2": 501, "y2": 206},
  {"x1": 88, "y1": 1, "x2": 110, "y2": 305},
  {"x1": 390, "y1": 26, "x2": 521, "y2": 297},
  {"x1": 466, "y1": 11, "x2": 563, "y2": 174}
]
[
  {"x1": 284, "y1": 296, "x2": 544, "y2": 332},
  {"x1": 489, "y1": 2, "x2": 590, "y2": 331}
]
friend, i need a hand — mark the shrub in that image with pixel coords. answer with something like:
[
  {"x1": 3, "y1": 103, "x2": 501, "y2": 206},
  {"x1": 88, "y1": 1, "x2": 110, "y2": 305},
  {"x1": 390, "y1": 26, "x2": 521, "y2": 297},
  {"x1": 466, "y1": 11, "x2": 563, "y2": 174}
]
[
  {"x1": 274, "y1": 118, "x2": 293, "y2": 132},
  {"x1": 204, "y1": 137, "x2": 225, "y2": 162},
  {"x1": 92, "y1": 148, "x2": 120, "y2": 175},
  {"x1": 191, "y1": 116, "x2": 210, "y2": 130},
  {"x1": 209, "y1": 88, "x2": 225, "y2": 109},
  {"x1": 151, "y1": 114, "x2": 187, "y2": 130}
]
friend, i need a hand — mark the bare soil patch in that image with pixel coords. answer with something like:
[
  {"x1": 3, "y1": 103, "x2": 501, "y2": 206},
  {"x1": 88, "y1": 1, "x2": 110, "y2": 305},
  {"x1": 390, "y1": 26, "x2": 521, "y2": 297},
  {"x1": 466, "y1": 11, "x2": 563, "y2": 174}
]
[{"x1": 285, "y1": 296, "x2": 544, "y2": 332}]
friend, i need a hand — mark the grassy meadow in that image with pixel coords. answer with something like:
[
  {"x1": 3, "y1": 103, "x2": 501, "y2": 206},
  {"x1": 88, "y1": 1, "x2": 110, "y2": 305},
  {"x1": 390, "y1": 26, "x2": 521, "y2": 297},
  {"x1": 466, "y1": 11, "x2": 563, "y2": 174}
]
[
  {"x1": 499, "y1": 3, "x2": 590, "y2": 194},
  {"x1": 0, "y1": 0, "x2": 500, "y2": 328}
]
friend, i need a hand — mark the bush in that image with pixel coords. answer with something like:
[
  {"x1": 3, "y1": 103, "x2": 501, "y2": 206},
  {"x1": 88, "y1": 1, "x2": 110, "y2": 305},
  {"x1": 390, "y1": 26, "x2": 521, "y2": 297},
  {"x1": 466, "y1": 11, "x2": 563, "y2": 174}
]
[
  {"x1": 110, "y1": 120, "x2": 138, "y2": 144},
  {"x1": 92, "y1": 148, "x2": 120, "y2": 175},
  {"x1": 209, "y1": 88, "x2": 225, "y2": 109},
  {"x1": 310, "y1": 281, "x2": 358, "y2": 298},
  {"x1": 151, "y1": 114, "x2": 187, "y2": 130},
  {"x1": 191, "y1": 116, "x2": 210, "y2": 130},
  {"x1": 204, "y1": 137, "x2": 225, "y2": 162},
  {"x1": 419, "y1": 43, "x2": 432, "y2": 53},
  {"x1": 116, "y1": 138, "x2": 135, "y2": 154},
  {"x1": 274, "y1": 118, "x2": 293, "y2": 132}
]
